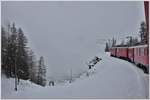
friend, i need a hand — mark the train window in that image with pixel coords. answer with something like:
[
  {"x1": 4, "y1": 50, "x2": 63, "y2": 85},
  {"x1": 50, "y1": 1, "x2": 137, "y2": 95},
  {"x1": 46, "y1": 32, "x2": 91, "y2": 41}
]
[
  {"x1": 117, "y1": 49, "x2": 119, "y2": 53},
  {"x1": 138, "y1": 48, "x2": 141, "y2": 56},
  {"x1": 141, "y1": 48, "x2": 145, "y2": 56},
  {"x1": 136, "y1": 49, "x2": 138, "y2": 56},
  {"x1": 138, "y1": 48, "x2": 140, "y2": 56},
  {"x1": 144, "y1": 48, "x2": 147, "y2": 55},
  {"x1": 139, "y1": 48, "x2": 141, "y2": 56}
]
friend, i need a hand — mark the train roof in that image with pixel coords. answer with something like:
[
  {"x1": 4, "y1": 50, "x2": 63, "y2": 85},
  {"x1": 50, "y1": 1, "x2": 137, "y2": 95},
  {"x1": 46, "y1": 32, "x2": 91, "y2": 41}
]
[
  {"x1": 111, "y1": 44, "x2": 148, "y2": 49},
  {"x1": 128, "y1": 44, "x2": 148, "y2": 48},
  {"x1": 111, "y1": 46, "x2": 128, "y2": 49}
]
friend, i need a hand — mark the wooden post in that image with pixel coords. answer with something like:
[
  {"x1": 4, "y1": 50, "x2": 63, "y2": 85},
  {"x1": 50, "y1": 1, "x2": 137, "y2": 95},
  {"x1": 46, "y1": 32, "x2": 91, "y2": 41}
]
[
  {"x1": 69, "y1": 69, "x2": 72, "y2": 83},
  {"x1": 14, "y1": 58, "x2": 17, "y2": 91}
]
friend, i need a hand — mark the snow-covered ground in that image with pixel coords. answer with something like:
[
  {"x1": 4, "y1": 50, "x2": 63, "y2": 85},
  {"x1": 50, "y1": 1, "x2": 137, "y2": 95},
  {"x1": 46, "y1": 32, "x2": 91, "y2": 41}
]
[{"x1": 1, "y1": 52, "x2": 149, "y2": 99}]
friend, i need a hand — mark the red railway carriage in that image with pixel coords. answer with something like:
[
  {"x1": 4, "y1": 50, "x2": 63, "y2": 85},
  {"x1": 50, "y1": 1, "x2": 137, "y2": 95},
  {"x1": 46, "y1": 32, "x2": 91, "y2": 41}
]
[
  {"x1": 110, "y1": 44, "x2": 149, "y2": 73},
  {"x1": 109, "y1": 1, "x2": 149, "y2": 73},
  {"x1": 116, "y1": 47, "x2": 128, "y2": 59},
  {"x1": 110, "y1": 47, "x2": 117, "y2": 57},
  {"x1": 133, "y1": 45, "x2": 149, "y2": 68},
  {"x1": 128, "y1": 47, "x2": 134, "y2": 62}
]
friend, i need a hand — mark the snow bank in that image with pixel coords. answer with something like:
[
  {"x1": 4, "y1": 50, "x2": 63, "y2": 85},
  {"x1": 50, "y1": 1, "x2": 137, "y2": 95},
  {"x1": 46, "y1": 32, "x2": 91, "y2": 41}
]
[{"x1": 1, "y1": 52, "x2": 148, "y2": 99}]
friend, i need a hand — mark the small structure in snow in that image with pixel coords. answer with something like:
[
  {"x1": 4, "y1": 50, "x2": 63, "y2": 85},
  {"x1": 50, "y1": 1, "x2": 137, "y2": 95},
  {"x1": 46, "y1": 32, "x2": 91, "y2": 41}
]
[{"x1": 49, "y1": 81, "x2": 54, "y2": 86}]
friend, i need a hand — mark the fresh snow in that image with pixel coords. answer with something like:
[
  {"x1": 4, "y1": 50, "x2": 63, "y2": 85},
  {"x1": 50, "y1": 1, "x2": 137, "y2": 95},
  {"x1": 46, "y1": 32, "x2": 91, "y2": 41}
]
[{"x1": 1, "y1": 52, "x2": 149, "y2": 99}]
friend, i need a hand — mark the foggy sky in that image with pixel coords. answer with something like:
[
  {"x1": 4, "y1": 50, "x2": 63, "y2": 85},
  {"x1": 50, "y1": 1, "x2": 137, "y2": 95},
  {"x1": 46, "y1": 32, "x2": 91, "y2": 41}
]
[{"x1": 2, "y1": 1, "x2": 145, "y2": 80}]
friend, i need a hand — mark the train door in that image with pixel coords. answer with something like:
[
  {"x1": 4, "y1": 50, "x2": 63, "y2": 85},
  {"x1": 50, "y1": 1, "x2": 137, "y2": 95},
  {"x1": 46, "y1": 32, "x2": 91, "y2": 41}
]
[
  {"x1": 127, "y1": 48, "x2": 129, "y2": 60},
  {"x1": 115, "y1": 48, "x2": 117, "y2": 57}
]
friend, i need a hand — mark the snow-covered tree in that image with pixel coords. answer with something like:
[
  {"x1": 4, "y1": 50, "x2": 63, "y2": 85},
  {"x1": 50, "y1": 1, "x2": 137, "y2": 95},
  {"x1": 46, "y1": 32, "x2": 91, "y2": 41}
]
[
  {"x1": 108, "y1": 39, "x2": 111, "y2": 48},
  {"x1": 1, "y1": 26, "x2": 8, "y2": 74},
  {"x1": 5, "y1": 23, "x2": 18, "y2": 77},
  {"x1": 139, "y1": 21, "x2": 147, "y2": 44},
  {"x1": 16, "y1": 27, "x2": 29, "y2": 80},
  {"x1": 105, "y1": 42, "x2": 109, "y2": 52},
  {"x1": 27, "y1": 49, "x2": 37, "y2": 82},
  {"x1": 2, "y1": 22, "x2": 47, "y2": 87},
  {"x1": 112, "y1": 37, "x2": 116, "y2": 47},
  {"x1": 126, "y1": 36, "x2": 139, "y2": 46},
  {"x1": 132, "y1": 37, "x2": 139, "y2": 46},
  {"x1": 126, "y1": 36, "x2": 133, "y2": 46},
  {"x1": 120, "y1": 40, "x2": 125, "y2": 46},
  {"x1": 37, "y1": 56, "x2": 46, "y2": 86}
]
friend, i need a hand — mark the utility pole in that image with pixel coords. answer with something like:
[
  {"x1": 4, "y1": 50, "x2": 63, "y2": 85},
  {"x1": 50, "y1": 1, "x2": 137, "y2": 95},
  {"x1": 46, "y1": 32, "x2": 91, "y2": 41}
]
[
  {"x1": 14, "y1": 40, "x2": 18, "y2": 91},
  {"x1": 69, "y1": 69, "x2": 72, "y2": 83},
  {"x1": 14, "y1": 55, "x2": 17, "y2": 91}
]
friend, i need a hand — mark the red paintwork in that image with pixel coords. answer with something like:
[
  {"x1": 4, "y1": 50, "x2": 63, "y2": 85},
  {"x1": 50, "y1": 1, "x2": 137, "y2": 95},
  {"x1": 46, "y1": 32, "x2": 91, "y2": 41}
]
[
  {"x1": 134, "y1": 46, "x2": 149, "y2": 66},
  {"x1": 128, "y1": 47, "x2": 134, "y2": 62},
  {"x1": 116, "y1": 47, "x2": 128, "y2": 58},
  {"x1": 144, "y1": 1, "x2": 149, "y2": 66},
  {"x1": 110, "y1": 47, "x2": 116, "y2": 56},
  {"x1": 109, "y1": 1, "x2": 149, "y2": 72},
  {"x1": 144, "y1": 1, "x2": 149, "y2": 42},
  {"x1": 110, "y1": 45, "x2": 149, "y2": 66}
]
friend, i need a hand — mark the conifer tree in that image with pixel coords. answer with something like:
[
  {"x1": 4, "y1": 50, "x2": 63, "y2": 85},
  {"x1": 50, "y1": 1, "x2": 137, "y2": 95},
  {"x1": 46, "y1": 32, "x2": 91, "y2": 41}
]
[
  {"x1": 27, "y1": 49, "x2": 36, "y2": 82},
  {"x1": 37, "y1": 56, "x2": 46, "y2": 86},
  {"x1": 5, "y1": 23, "x2": 18, "y2": 77},
  {"x1": 139, "y1": 21, "x2": 147, "y2": 44},
  {"x1": 105, "y1": 42, "x2": 109, "y2": 52},
  {"x1": 16, "y1": 28, "x2": 29, "y2": 80},
  {"x1": 1, "y1": 26, "x2": 8, "y2": 74}
]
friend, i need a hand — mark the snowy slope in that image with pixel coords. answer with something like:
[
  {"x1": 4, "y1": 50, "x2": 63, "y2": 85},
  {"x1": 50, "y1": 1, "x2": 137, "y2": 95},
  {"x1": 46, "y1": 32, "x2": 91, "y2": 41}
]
[{"x1": 1, "y1": 52, "x2": 149, "y2": 99}]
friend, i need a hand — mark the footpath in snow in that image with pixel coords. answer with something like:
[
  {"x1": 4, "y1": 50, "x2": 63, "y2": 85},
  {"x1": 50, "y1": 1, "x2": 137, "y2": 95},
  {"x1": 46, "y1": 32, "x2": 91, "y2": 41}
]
[{"x1": 1, "y1": 52, "x2": 149, "y2": 99}]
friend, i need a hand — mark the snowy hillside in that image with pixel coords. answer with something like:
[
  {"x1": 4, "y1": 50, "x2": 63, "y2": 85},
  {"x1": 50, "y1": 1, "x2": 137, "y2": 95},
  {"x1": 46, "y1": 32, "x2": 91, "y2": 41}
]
[
  {"x1": 2, "y1": 1, "x2": 145, "y2": 81},
  {"x1": 2, "y1": 52, "x2": 148, "y2": 99}
]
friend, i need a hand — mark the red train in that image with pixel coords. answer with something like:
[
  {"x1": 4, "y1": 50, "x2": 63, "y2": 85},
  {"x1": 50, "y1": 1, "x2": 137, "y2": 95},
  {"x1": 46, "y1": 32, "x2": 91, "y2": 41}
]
[
  {"x1": 110, "y1": 44, "x2": 149, "y2": 73},
  {"x1": 109, "y1": 1, "x2": 149, "y2": 74}
]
